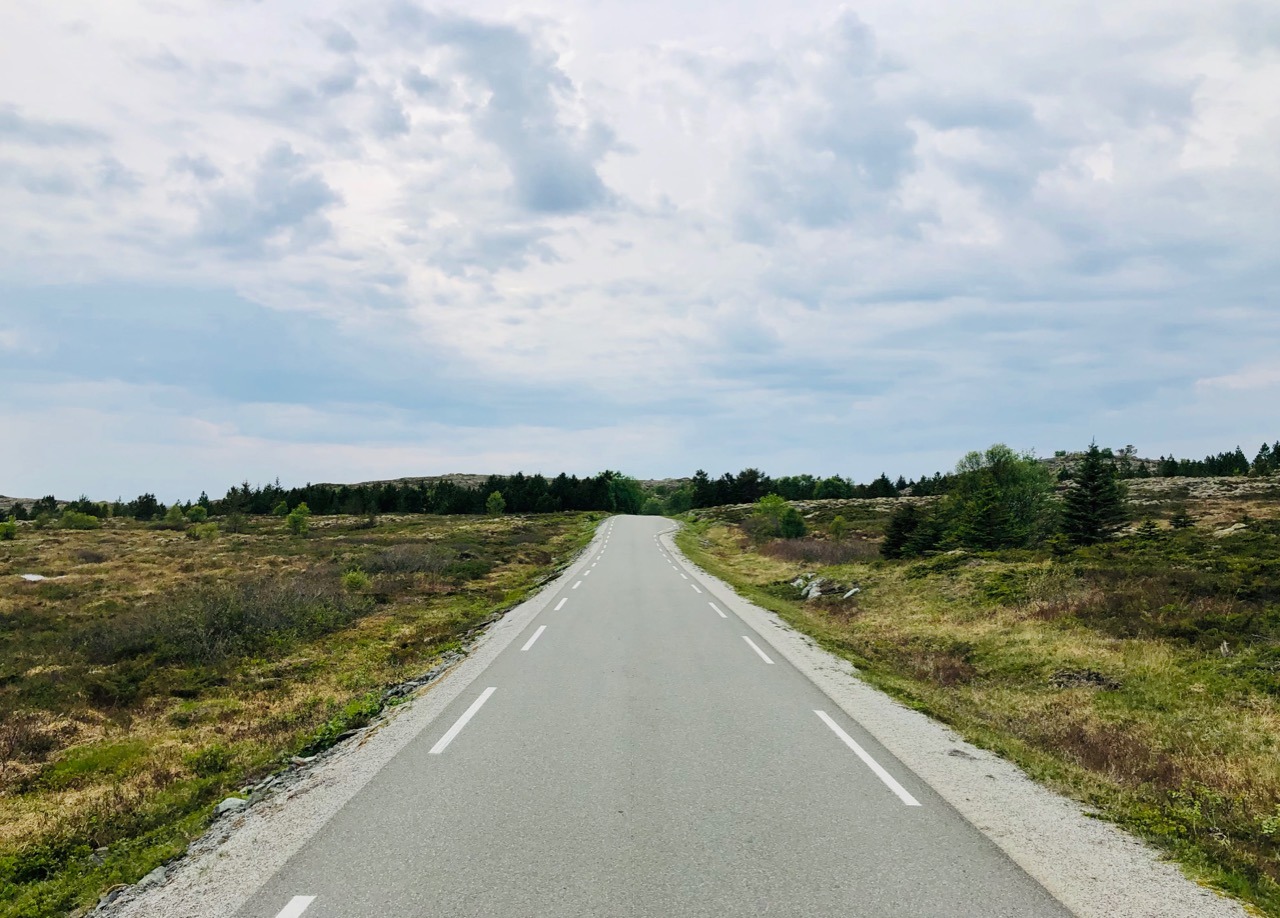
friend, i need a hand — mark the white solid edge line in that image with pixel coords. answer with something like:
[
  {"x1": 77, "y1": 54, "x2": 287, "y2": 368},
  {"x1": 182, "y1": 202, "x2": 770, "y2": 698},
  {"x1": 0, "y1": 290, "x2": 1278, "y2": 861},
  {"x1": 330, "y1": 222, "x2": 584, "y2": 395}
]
[
  {"x1": 554, "y1": 598, "x2": 567, "y2": 611},
  {"x1": 572, "y1": 580, "x2": 583, "y2": 589},
  {"x1": 815, "y1": 710, "x2": 922, "y2": 807},
  {"x1": 521, "y1": 625, "x2": 547, "y2": 652},
  {"x1": 274, "y1": 897, "x2": 315, "y2": 918},
  {"x1": 690, "y1": 583, "x2": 702, "y2": 594},
  {"x1": 742, "y1": 635, "x2": 775, "y2": 664},
  {"x1": 429, "y1": 687, "x2": 497, "y2": 754},
  {"x1": 709, "y1": 602, "x2": 728, "y2": 618}
]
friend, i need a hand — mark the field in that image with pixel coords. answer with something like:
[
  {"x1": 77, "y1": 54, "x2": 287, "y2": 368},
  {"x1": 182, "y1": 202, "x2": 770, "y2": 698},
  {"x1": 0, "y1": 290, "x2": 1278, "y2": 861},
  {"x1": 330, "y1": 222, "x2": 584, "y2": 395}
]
[
  {"x1": 0, "y1": 511, "x2": 600, "y2": 917},
  {"x1": 678, "y1": 480, "x2": 1280, "y2": 916}
]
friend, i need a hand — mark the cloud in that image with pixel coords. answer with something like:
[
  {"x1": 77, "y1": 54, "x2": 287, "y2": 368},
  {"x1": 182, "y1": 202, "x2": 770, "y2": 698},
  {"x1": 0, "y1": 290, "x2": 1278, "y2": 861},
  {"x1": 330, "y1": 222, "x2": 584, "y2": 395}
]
[
  {"x1": 0, "y1": 105, "x2": 106, "y2": 146},
  {"x1": 0, "y1": 0, "x2": 1277, "y2": 497},
  {"x1": 388, "y1": 6, "x2": 617, "y2": 213},
  {"x1": 96, "y1": 156, "x2": 142, "y2": 192},
  {"x1": 721, "y1": 12, "x2": 918, "y2": 240},
  {"x1": 170, "y1": 153, "x2": 222, "y2": 181},
  {"x1": 193, "y1": 143, "x2": 341, "y2": 257},
  {"x1": 316, "y1": 21, "x2": 358, "y2": 54},
  {"x1": 1197, "y1": 366, "x2": 1280, "y2": 391}
]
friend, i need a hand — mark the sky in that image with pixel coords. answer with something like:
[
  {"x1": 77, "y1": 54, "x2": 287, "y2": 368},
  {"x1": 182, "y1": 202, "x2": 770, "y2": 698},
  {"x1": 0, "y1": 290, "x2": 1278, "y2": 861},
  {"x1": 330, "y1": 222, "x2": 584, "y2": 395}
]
[{"x1": 2, "y1": 0, "x2": 1278, "y2": 502}]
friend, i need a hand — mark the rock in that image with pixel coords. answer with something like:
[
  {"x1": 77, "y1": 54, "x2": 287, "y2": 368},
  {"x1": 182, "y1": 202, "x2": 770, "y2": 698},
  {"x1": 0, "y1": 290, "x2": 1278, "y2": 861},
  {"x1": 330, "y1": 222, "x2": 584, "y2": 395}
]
[
  {"x1": 214, "y1": 797, "x2": 248, "y2": 817},
  {"x1": 136, "y1": 866, "x2": 167, "y2": 889},
  {"x1": 947, "y1": 748, "x2": 976, "y2": 760},
  {"x1": 20, "y1": 574, "x2": 46, "y2": 582},
  {"x1": 290, "y1": 755, "x2": 315, "y2": 767},
  {"x1": 1212, "y1": 522, "x2": 1248, "y2": 538},
  {"x1": 842, "y1": 588, "x2": 861, "y2": 599},
  {"x1": 97, "y1": 886, "x2": 126, "y2": 908},
  {"x1": 802, "y1": 578, "x2": 826, "y2": 600}
]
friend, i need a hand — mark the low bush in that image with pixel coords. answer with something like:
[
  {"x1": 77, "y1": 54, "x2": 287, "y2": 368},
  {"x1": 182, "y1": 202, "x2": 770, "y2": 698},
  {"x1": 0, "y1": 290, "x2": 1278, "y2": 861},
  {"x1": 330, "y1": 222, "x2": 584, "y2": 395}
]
[
  {"x1": 759, "y1": 537, "x2": 878, "y2": 565},
  {"x1": 364, "y1": 544, "x2": 450, "y2": 574},
  {"x1": 0, "y1": 521, "x2": 16, "y2": 541},
  {"x1": 57, "y1": 512, "x2": 100, "y2": 531},
  {"x1": 79, "y1": 576, "x2": 374, "y2": 669},
  {"x1": 341, "y1": 570, "x2": 371, "y2": 592},
  {"x1": 183, "y1": 744, "x2": 232, "y2": 778},
  {"x1": 185, "y1": 523, "x2": 218, "y2": 541},
  {"x1": 286, "y1": 503, "x2": 311, "y2": 537}
]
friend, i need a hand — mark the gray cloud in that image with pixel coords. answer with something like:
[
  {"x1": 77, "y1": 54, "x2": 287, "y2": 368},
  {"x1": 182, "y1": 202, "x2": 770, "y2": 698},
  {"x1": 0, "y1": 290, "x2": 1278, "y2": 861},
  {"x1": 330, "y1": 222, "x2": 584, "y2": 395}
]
[
  {"x1": 96, "y1": 157, "x2": 142, "y2": 192},
  {"x1": 317, "y1": 21, "x2": 358, "y2": 54},
  {"x1": 194, "y1": 143, "x2": 341, "y2": 257},
  {"x1": 387, "y1": 5, "x2": 616, "y2": 213},
  {"x1": 0, "y1": 160, "x2": 80, "y2": 195},
  {"x1": 402, "y1": 68, "x2": 444, "y2": 99},
  {"x1": 729, "y1": 12, "x2": 916, "y2": 240},
  {"x1": 171, "y1": 153, "x2": 222, "y2": 181},
  {"x1": 0, "y1": 105, "x2": 106, "y2": 146}
]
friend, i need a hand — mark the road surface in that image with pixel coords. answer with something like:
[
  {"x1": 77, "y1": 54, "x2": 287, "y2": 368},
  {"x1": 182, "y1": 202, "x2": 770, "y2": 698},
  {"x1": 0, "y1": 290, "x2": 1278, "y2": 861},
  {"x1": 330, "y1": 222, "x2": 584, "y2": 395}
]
[{"x1": 235, "y1": 516, "x2": 1071, "y2": 917}]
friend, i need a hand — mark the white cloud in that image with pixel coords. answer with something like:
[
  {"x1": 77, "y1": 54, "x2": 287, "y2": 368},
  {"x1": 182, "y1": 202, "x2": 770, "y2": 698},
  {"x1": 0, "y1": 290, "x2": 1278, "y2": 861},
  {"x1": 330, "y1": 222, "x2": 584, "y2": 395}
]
[
  {"x1": 1197, "y1": 366, "x2": 1280, "y2": 391},
  {"x1": 0, "y1": 0, "x2": 1277, "y2": 495}
]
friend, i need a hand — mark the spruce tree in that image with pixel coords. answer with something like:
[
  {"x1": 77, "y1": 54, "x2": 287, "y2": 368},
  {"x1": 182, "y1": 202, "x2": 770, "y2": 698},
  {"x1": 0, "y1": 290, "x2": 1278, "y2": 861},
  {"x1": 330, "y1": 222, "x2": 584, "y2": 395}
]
[{"x1": 1062, "y1": 443, "x2": 1127, "y2": 545}]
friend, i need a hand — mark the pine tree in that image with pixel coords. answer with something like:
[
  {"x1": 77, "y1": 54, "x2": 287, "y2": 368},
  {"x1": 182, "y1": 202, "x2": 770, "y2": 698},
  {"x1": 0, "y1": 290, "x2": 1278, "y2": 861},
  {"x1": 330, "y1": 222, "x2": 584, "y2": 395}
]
[{"x1": 1062, "y1": 443, "x2": 1127, "y2": 545}]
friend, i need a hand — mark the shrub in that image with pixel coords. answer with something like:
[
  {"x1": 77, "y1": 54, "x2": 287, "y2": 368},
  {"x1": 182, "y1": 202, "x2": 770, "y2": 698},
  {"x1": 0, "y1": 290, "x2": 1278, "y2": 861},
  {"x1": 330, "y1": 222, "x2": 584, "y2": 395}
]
[
  {"x1": 273, "y1": 501, "x2": 290, "y2": 517},
  {"x1": 286, "y1": 503, "x2": 311, "y2": 536},
  {"x1": 778, "y1": 506, "x2": 807, "y2": 539},
  {"x1": 364, "y1": 544, "x2": 449, "y2": 574},
  {"x1": 0, "y1": 520, "x2": 16, "y2": 541},
  {"x1": 58, "y1": 511, "x2": 101, "y2": 531},
  {"x1": 155, "y1": 504, "x2": 189, "y2": 530},
  {"x1": 760, "y1": 537, "x2": 878, "y2": 564},
  {"x1": 342, "y1": 570, "x2": 371, "y2": 592},
  {"x1": 486, "y1": 491, "x2": 506, "y2": 516},
  {"x1": 79, "y1": 576, "x2": 374, "y2": 667},
  {"x1": 829, "y1": 515, "x2": 848, "y2": 541},
  {"x1": 186, "y1": 506, "x2": 208, "y2": 523},
  {"x1": 186, "y1": 523, "x2": 219, "y2": 541},
  {"x1": 223, "y1": 512, "x2": 247, "y2": 533},
  {"x1": 184, "y1": 744, "x2": 233, "y2": 778}
]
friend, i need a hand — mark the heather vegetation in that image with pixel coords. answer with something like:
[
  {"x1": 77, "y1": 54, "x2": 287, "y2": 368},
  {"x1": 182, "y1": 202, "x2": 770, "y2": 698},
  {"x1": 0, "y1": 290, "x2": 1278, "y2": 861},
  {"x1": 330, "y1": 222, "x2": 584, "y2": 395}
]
[
  {"x1": 0, "y1": 512, "x2": 599, "y2": 916},
  {"x1": 677, "y1": 456, "x2": 1280, "y2": 915}
]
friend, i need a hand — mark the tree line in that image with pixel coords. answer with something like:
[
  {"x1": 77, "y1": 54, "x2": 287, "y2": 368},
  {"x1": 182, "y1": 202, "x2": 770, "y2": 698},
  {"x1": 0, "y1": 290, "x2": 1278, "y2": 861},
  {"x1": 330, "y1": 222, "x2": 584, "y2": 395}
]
[
  {"x1": 4, "y1": 435, "x2": 1275, "y2": 525},
  {"x1": 3, "y1": 472, "x2": 648, "y2": 523}
]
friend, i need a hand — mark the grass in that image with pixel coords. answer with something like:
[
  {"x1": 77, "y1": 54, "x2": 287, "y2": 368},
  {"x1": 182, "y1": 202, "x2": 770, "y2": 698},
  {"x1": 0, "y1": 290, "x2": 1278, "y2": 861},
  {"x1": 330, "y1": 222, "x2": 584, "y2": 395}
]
[
  {"x1": 0, "y1": 510, "x2": 601, "y2": 916},
  {"x1": 677, "y1": 494, "x2": 1280, "y2": 917}
]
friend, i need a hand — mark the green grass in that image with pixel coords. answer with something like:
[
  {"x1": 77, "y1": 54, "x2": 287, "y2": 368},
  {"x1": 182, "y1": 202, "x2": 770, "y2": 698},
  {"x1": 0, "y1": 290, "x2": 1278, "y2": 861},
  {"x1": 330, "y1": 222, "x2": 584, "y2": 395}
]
[{"x1": 677, "y1": 514, "x2": 1280, "y2": 916}]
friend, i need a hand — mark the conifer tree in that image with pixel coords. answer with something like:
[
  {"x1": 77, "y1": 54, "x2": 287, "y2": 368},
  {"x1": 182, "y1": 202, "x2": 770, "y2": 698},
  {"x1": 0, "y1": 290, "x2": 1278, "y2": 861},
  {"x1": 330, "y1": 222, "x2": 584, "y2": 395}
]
[{"x1": 1062, "y1": 443, "x2": 1127, "y2": 545}]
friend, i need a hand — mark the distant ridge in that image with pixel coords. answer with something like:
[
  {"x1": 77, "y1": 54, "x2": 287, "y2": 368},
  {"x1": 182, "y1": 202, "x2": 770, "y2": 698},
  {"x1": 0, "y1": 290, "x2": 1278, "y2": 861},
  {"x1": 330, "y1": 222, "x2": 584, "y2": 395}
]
[{"x1": 307, "y1": 473, "x2": 692, "y2": 491}]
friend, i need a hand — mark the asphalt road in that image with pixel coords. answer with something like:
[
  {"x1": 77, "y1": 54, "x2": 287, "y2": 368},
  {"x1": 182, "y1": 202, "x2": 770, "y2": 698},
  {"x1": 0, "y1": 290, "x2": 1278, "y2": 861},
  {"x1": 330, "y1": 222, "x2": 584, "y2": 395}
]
[{"x1": 235, "y1": 516, "x2": 1072, "y2": 918}]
